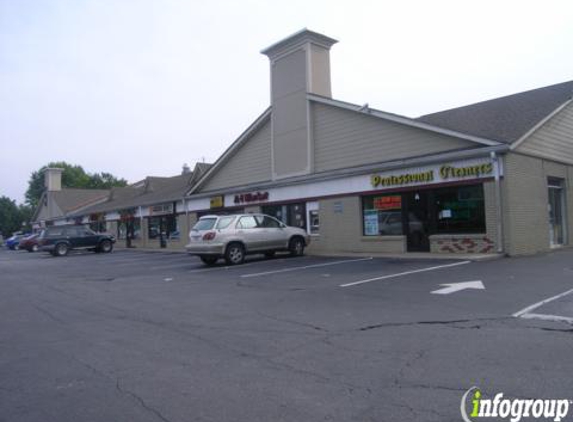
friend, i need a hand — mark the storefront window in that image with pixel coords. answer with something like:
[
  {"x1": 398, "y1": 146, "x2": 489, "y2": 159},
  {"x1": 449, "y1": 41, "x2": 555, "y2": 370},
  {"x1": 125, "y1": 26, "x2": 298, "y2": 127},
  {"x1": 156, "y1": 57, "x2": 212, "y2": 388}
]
[
  {"x1": 262, "y1": 203, "x2": 307, "y2": 229},
  {"x1": 548, "y1": 177, "x2": 566, "y2": 246},
  {"x1": 148, "y1": 215, "x2": 179, "y2": 240},
  {"x1": 435, "y1": 185, "x2": 485, "y2": 233},
  {"x1": 363, "y1": 194, "x2": 403, "y2": 236},
  {"x1": 89, "y1": 220, "x2": 107, "y2": 233},
  {"x1": 89, "y1": 213, "x2": 106, "y2": 232},
  {"x1": 118, "y1": 219, "x2": 141, "y2": 240},
  {"x1": 363, "y1": 184, "x2": 486, "y2": 237}
]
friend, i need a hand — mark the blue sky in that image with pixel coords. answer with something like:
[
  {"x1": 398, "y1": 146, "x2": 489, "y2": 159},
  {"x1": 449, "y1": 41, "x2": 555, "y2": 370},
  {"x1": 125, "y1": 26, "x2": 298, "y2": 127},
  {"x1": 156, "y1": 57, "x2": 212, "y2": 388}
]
[{"x1": 1, "y1": 0, "x2": 572, "y2": 203}]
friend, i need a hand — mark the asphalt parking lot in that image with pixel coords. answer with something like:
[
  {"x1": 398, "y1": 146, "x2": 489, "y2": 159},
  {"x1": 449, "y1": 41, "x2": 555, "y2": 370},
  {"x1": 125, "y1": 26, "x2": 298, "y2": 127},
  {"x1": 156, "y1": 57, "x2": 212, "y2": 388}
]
[{"x1": 1, "y1": 247, "x2": 573, "y2": 421}]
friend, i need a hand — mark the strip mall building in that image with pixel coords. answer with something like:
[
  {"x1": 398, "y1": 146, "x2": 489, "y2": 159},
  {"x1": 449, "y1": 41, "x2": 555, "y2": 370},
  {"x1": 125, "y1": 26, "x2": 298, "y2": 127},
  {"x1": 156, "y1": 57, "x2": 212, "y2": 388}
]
[{"x1": 36, "y1": 30, "x2": 573, "y2": 256}]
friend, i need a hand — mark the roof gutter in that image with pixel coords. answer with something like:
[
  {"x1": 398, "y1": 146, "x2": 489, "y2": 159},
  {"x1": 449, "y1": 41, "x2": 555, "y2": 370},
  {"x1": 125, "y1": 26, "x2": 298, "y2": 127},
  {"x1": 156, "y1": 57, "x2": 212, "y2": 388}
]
[{"x1": 187, "y1": 144, "x2": 510, "y2": 200}]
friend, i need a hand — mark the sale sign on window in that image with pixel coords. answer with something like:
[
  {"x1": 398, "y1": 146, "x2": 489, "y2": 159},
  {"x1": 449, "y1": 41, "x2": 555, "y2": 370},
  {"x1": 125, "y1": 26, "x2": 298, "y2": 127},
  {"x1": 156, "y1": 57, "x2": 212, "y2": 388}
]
[{"x1": 374, "y1": 195, "x2": 402, "y2": 210}]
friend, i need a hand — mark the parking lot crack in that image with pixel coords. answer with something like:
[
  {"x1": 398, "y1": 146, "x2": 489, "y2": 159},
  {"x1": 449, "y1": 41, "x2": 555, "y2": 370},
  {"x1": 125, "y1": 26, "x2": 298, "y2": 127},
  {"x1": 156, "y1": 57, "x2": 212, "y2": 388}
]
[
  {"x1": 359, "y1": 317, "x2": 508, "y2": 331},
  {"x1": 525, "y1": 325, "x2": 573, "y2": 333},
  {"x1": 256, "y1": 355, "x2": 372, "y2": 397},
  {"x1": 395, "y1": 383, "x2": 467, "y2": 393},
  {"x1": 32, "y1": 303, "x2": 66, "y2": 325},
  {"x1": 255, "y1": 310, "x2": 328, "y2": 332},
  {"x1": 116, "y1": 379, "x2": 173, "y2": 422},
  {"x1": 393, "y1": 349, "x2": 425, "y2": 388}
]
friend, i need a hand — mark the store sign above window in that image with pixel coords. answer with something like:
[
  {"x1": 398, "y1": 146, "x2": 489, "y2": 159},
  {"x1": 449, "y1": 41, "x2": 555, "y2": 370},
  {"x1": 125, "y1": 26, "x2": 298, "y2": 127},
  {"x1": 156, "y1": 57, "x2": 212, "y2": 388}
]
[
  {"x1": 371, "y1": 160, "x2": 494, "y2": 189},
  {"x1": 149, "y1": 203, "x2": 174, "y2": 216},
  {"x1": 210, "y1": 196, "x2": 224, "y2": 209},
  {"x1": 234, "y1": 191, "x2": 269, "y2": 204}
]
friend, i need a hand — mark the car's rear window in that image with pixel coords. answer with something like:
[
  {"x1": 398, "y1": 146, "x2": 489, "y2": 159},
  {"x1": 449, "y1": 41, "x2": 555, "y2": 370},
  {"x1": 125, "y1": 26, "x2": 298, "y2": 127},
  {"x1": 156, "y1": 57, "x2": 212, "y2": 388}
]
[
  {"x1": 193, "y1": 218, "x2": 217, "y2": 231},
  {"x1": 215, "y1": 216, "x2": 235, "y2": 230},
  {"x1": 47, "y1": 228, "x2": 65, "y2": 236}
]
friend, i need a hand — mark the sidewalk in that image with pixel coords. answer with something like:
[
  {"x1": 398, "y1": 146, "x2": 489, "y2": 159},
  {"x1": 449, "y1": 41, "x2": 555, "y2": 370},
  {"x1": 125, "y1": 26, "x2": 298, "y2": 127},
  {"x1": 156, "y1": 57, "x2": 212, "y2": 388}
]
[
  {"x1": 309, "y1": 251, "x2": 503, "y2": 261},
  {"x1": 115, "y1": 245, "x2": 503, "y2": 261}
]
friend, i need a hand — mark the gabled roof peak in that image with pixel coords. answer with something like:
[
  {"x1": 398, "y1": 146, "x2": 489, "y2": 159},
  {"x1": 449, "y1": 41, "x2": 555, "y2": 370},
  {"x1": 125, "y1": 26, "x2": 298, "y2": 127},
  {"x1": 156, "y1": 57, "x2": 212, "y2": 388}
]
[{"x1": 418, "y1": 80, "x2": 573, "y2": 144}]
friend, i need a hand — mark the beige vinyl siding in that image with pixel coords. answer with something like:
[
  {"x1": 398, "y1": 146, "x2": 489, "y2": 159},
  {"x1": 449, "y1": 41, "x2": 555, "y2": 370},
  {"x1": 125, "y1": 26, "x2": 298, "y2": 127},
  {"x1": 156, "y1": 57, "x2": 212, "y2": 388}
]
[
  {"x1": 312, "y1": 102, "x2": 479, "y2": 173},
  {"x1": 201, "y1": 120, "x2": 272, "y2": 191},
  {"x1": 36, "y1": 192, "x2": 63, "y2": 221},
  {"x1": 516, "y1": 101, "x2": 573, "y2": 164},
  {"x1": 36, "y1": 202, "x2": 60, "y2": 221}
]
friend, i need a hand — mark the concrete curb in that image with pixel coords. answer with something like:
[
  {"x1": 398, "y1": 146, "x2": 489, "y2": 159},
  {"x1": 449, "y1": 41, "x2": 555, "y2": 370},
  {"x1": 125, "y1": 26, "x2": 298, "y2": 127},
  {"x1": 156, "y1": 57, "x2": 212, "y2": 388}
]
[
  {"x1": 115, "y1": 246, "x2": 504, "y2": 261},
  {"x1": 308, "y1": 251, "x2": 504, "y2": 261}
]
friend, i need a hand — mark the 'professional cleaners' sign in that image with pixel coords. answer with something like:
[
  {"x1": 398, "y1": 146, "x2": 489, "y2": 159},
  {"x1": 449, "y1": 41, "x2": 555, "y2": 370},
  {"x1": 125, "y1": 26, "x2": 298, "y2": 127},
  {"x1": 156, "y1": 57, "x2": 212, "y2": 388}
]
[{"x1": 371, "y1": 158, "x2": 496, "y2": 189}]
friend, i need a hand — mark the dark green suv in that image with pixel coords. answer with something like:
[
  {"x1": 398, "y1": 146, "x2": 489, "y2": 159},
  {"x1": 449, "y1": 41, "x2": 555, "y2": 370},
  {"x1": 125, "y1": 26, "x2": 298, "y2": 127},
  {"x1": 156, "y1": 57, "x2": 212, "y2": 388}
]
[{"x1": 39, "y1": 226, "x2": 115, "y2": 257}]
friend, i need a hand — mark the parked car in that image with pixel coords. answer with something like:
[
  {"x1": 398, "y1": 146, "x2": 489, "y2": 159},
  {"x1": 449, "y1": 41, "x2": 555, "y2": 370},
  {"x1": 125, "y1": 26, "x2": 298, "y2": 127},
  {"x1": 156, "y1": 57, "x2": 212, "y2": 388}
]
[
  {"x1": 5, "y1": 234, "x2": 29, "y2": 250},
  {"x1": 19, "y1": 233, "x2": 41, "y2": 252},
  {"x1": 39, "y1": 226, "x2": 115, "y2": 257},
  {"x1": 186, "y1": 213, "x2": 310, "y2": 265}
]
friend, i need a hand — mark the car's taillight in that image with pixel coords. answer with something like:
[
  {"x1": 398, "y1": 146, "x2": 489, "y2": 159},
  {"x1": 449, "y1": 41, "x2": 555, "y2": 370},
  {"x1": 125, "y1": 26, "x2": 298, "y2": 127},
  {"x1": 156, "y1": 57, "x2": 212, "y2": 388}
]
[{"x1": 202, "y1": 231, "x2": 216, "y2": 241}]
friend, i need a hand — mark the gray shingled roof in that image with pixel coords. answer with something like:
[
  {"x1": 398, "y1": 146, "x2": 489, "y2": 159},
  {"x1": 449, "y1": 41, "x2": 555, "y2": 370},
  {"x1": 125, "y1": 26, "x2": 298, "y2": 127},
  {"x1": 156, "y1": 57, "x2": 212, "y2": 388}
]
[
  {"x1": 51, "y1": 189, "x2": 110, "y2": 213},
  {"x1": 74, "y1": 163, "x2": 212, "y2": 215},
  {"x1": 417, "y1": 80, "x2": 573, "y2": 143}
]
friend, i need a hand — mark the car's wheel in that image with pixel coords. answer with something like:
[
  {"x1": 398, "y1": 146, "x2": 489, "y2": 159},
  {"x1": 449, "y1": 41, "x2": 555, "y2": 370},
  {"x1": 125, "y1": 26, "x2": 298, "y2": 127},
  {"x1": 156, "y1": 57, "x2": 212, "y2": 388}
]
[
  {"x1": 55, "y1": 243, "x2": 69, "y2": 257},
  {"x1": 31, "y1": 244, "x2": 39, "y2": 252},
  {"x1": 225, "y1": 243, "x2": 245, "y2": 265},
  {"x1": 200, "y1": 256, "x2": 218, "y2": 266},
  {"x1": 99, "y1": 240, "x2": 113, "y2": 254},
  {"x1": 289, "y1": 237, "x2": 305, "y2": 257},
  {"x1": 264, "y1": 251, "x2": 276, "y2": 259},
  {"x1": 14, "y1": 244, "x2": 19, "y2": 251}
]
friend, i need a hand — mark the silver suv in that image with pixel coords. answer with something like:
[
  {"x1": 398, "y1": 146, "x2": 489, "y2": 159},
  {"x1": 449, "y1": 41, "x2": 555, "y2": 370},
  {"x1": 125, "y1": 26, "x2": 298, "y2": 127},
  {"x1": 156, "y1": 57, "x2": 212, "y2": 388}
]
[{"x1": 185, "y1": 214, "x2": 310, "y2": 265}]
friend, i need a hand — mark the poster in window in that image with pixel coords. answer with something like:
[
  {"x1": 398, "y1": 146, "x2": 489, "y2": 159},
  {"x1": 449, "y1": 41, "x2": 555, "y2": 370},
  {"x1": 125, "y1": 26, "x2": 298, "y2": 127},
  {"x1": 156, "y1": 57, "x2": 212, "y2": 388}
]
[
  {"x1": 373, "y1": 195, "x2": 402, "y2": 211},
  {"x1": 364, "y1": 210, "x2": 379, "y2": 235}
]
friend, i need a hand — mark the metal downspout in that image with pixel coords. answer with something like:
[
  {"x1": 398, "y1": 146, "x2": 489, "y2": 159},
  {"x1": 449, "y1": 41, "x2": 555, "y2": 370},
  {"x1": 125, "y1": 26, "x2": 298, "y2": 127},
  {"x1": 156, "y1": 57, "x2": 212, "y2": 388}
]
[
  {"x1": 491, "y1": 151, "x2": 504, "y2": 254},
  {"x1": 138, "y1": 206, "x2": 144, "y2": 247}
]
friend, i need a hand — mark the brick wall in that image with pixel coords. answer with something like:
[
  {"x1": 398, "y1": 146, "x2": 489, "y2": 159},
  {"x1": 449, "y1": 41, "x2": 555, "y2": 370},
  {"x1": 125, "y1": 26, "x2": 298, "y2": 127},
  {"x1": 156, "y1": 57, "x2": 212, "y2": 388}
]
[
  {"x1": 308, "y1": 196, "x2": 405, "y2": 254},
  {"x1": 502, "y1": 152, "x2": 573, "y2": 255},
  {"x1": 430, "y1": 234, "x2": 495, "y2": 254}
]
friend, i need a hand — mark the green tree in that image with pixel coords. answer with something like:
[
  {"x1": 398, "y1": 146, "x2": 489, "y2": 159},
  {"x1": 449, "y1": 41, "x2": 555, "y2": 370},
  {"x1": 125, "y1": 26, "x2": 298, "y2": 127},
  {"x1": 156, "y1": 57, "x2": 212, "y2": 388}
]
[
  {"x1": 25, "y1": 162, "x2": 128, "y2": 208},
  {"x1": 0, "y1": 196, "x2": 24, "y2": 237},
  {"x1": 18, "y1": 204, "x2": 34, "y2": 232}
]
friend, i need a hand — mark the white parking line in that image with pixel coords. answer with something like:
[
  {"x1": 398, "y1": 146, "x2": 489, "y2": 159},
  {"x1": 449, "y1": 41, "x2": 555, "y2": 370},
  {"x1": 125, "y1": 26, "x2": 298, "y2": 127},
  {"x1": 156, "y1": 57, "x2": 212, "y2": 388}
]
[
  {"x1": 103, "y1": 255, "x2": 190, "y2": 266},
  {"x1": 188, "y1": 261, "x2": 261, "y2": 274},
  {"x1": 512, "y1": 288, "x2": 573, "y2": 324},
  {"x1": 149, "y1": 262, "x2": 197, "y2": 270},
  {"x1": 240, "y1": 257, "x2": 374, "y2": 278},
  {"x1": 519, "y1": 313, "x2": 573, "y2": 324},
  {"x1": 112, "y1": 253, "x2": 186, "y2": 261},
  {"x1": 340, "y1": 260, "x2": 471, "y2": 288}
]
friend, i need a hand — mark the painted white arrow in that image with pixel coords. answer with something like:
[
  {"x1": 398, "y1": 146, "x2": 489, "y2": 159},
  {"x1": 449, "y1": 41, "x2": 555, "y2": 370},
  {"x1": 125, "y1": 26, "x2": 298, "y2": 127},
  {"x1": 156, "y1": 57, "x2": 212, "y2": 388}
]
[{"x1": 431, "y1": 280, "x2": 485, "y2": 295}]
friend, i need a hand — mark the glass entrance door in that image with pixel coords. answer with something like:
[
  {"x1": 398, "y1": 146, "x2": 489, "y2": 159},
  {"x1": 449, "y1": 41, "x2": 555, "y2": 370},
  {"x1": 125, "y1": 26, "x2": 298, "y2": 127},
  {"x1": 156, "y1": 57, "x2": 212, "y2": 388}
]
[
  {"x1": 548, "y1": 178, "x2": 566, "y2": 247},
  {"x1": 405, "y1": 191, "x2": 431, "y2": 252}
]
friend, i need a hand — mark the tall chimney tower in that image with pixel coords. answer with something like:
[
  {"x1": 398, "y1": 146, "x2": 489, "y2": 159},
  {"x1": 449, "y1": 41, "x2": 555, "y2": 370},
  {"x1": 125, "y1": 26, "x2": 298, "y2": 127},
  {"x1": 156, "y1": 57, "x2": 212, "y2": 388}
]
[
  {"x1": 44, "y1": 168, "x2": 63, "y2": 191},
  {"x1": 261, "y1": 29, "x2": 337, "y2": 179}
]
